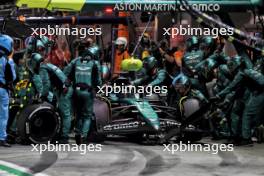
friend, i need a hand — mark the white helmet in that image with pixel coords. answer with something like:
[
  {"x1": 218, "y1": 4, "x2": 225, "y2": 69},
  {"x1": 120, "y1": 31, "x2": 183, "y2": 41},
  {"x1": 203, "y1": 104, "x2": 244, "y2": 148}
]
[{"x1": 115, "y1": 37, "x2": 128, "y2": 48}]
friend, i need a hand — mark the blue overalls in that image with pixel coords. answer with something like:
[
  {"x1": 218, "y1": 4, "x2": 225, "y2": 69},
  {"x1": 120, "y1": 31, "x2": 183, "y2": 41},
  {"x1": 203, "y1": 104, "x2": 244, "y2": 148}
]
[{"x1": 0, "y1": 56, "x2": 16, "y2": 140}]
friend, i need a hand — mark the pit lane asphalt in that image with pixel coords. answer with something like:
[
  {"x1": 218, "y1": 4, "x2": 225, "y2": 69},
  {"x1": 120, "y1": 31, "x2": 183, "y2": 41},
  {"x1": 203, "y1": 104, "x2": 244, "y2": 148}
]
[{"x1": 0, "y1": 138, "x2": 264, "y2": 176}]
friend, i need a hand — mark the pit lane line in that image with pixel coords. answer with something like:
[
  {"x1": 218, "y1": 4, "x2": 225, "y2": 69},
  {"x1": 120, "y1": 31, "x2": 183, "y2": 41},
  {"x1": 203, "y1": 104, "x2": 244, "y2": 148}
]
[
  {"x1": 0, "y1": 160, "x2": 49, "y2": 176},
  {"x1": 29, "y1": 151, "x2": 58, "y2": 174}
]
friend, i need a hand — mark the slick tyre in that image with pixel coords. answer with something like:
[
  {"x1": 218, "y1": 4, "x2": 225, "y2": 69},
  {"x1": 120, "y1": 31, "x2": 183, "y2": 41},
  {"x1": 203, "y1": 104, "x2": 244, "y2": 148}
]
[{"x1": 17, "y1": 102, "x2": 61, "y2": 144}]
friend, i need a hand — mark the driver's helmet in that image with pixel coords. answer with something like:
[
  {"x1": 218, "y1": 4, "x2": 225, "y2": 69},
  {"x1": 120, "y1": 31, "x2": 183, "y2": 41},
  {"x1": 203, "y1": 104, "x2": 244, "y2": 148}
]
[{"x1": 113, "y1": 75, "x2": 131, "y2": 98}]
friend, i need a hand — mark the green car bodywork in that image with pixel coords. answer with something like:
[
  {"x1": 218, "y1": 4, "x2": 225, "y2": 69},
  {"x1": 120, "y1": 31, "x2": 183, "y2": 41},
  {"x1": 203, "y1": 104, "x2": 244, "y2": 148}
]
[{"x1": 109, "y1": 95, "x2": 160, "y2": 131}]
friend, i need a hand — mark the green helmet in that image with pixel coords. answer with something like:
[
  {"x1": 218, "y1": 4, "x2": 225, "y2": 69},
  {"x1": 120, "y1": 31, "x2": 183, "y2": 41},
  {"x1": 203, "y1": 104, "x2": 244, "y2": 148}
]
[
  {"x1": 172, "y1": 73, "x2": 191, "y2": 88},
  {"x1": 0, "y1": 34, "x2": 13, "y2": 56},
  {"x1": 36, "y1": 37, "x2": 49, "y2": 54},
  {"x1": 186, "y1": 36, "x2": 199, "y2": 51},
  {"x1": 143, "y1": 56, "x2": 157, "y2": 72},
  {"x1": 81, "y1": 45, "x2": 100, "y2": 60},
  {"x1": 172, "y1": 73, "x2": 191, "y2": 95}
]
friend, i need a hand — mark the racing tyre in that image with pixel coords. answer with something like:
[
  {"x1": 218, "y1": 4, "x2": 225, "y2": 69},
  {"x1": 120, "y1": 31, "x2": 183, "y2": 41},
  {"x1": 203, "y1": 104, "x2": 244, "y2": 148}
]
[{"x1": 17, "y1": 102, "x2": 61, "y2": 144}]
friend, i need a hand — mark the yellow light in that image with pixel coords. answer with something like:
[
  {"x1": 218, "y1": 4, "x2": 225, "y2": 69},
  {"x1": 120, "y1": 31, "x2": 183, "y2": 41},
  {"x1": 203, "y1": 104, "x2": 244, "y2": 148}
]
[{"x1": 121, "y1": 57, "x2": 143, "y2": 71}]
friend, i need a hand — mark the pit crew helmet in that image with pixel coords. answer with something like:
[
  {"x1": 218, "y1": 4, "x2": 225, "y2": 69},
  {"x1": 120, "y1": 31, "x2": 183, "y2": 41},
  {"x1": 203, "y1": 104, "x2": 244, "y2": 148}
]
[
  {"x1": 81, "y1": 46, "x2": 98, "y2": 60},
  {"x1": 115, "y1": 37, "x2": 128, "y2": 48},
  {"x1": 143, "y1": 56, "x2": 157, "y2": 73},
  {"x1": 0, "y1": 34, "x2": 13, "y2": 56},
  {"x1": 172, "y1": 73, "x2": 191, "y2": 94}
]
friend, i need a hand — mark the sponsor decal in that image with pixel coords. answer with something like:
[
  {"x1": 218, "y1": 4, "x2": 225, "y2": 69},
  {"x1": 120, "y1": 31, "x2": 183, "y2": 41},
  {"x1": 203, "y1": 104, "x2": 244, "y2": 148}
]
[{"x1": 103, "y1": 121, "x2": 141, "y2": 131}]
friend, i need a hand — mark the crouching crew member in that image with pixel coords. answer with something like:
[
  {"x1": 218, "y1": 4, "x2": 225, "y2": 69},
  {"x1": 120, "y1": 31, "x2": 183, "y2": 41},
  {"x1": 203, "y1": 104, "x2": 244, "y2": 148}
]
[
  {"x1": 132, "y1": 56, "x2": 167, "y2": 86},
  {"x1": 39, "y1": 60, "x2": 73, "y2": 144}
]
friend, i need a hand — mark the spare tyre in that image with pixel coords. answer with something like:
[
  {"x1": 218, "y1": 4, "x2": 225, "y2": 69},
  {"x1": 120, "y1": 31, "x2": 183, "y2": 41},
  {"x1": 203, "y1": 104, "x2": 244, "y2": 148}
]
[{"x1": 17, "y1": 102, "x2": 61, "y2": 144}]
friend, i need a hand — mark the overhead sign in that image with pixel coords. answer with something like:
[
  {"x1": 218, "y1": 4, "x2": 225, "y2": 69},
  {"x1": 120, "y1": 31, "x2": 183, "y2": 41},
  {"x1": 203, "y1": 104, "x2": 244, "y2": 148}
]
[{"x1": 16, "y1": 0, "x2": 263, "y2": 11}]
